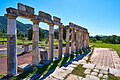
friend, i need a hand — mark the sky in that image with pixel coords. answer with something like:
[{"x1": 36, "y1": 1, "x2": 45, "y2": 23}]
[{"x1": 0, "y1": 0, "x2": 120, "y2": 36}]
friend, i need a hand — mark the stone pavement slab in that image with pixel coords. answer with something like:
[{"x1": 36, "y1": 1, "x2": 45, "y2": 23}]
[
  {"x1": 109, "y1": 68, "x2": 120, "y2": 77},
  {"x1": 83, "y1": 63, "x2": 95, "y2": 69},
  {"x1": 86, "y1": 75, "x2": 100, "y2": 80},
  {"x1": 65, "y1": 74, "x2": 83, "y2": 80},
  {"x1": 90, "y1": 48, "x2": 120, "y2": 69}
]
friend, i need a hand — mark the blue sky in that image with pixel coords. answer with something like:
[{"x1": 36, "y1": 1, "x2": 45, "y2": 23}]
[{"x1": 0, "y1": 0, "x2": 120, "y2": 36}]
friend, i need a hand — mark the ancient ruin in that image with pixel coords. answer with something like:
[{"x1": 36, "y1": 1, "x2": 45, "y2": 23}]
[{"x1": 5, "y1": 3, "x2": 89, "y2": 76}]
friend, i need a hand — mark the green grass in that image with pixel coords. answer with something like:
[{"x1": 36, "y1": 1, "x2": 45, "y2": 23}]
[
  {"x1": 0, "y1": 38, "x2": 7, "y2": 41},
  {"x1": 0, "y1": 74, "x2": 5, "y2": 78},
  {"x1": 90, "y1": 41, "x2": 120, "y2": 57},
  {"x1": 71, "y1": 64, "x2": 86, "y2": 77},
  {"x1": 0, "y1": 54, "x2": 6, "y2": 57},
  {"x1": 86, "y1": 48, "x2": 94, "y2": 63},
  {"x1": 108, "y1": 73, "x2": 120, "y2": 80},
  {"x1": 10, "y1": 54, "x2": 75, "y2": 80}
]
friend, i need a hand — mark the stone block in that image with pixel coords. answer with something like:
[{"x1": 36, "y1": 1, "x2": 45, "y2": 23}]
[
  {"x1": 109, "y1": 68, "x2": 120, "y2": 77},
  {"x1": 23, "y1": 44, "x2": 29, "y2": 53},
  {"x1": 84, "y1": 69, "x2": 91, "y2": 75},
  {"x1": 83, "y1": 63, "x2": 95, "y2": 69},
  {"x1": 91, "y1": 72, "x2": 98, "y2": 76},
  {"x1": 86, "y1": 75, "x2": 100, "y2": 80},
  {"x1": 40, "y1": 49, "x2": 48, "y2": 64},
  {"x1": 18, "y1": 63, "x2": 32, "y2": 72}
]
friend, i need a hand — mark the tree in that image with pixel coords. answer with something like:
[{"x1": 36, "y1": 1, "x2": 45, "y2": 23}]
[
  {"x1": 54, "y1": 29, "x2": 59, "y2": 39},
  {"x1": 17, "y1": 29, "x2": 25, "y2": 39},
  {"x1": 95, "y1": 35, "x2": 101, "y2": 40},
  {"x1": 28, "y1": 27, "x2": 46, "y2": 41}
]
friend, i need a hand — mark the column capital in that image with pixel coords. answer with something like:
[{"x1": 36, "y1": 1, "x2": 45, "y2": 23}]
[
  {"x1": 5, "y1": 13, "x2": 17, "y2": 19},
  {"x1": 31, "y1": 19, "x2": 40, "y2": 24},
  {"x1": 48, "y1": 23, "x2": 54, "y2": 27}
]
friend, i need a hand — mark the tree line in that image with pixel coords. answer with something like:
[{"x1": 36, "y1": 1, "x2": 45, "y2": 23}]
[{"x1": 90, "y1": 35, "x2": 120, "y2": 44}]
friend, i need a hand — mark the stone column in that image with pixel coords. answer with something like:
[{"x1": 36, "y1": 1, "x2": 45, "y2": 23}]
[
  {"x1": 71, "y1": 28, "x2": 75, "y2": 53},
  {"x1": 32, "y1": 19, "x2": 40, "y2": 66},
  {"x1": 58, "y1": 26, "x2": 63, "y2": 58},
  {"x1": 83, "y1": 31, "x2": 86, "y2": 48},
  {"x1": 81, "y1": 30, "x2": 84, "y2": 48},
  {"x1": 65, "y1": 27, "x2": 70, "y2": 55},
  {"x1": 86, "y1": 32, "x2": 89, "y2": 47},
  {"x1": 76, "y1": 30, "x2": 79, "y2": 51},
  {"x1": 79, "y1": 30, "x2": 82, "y2": 49},
  {"x1": 48, "y1": 23, "x2": 54, "y2": 61},
  {"x1": 6, "y1": 14, "x2": 17, "y2": 76}
]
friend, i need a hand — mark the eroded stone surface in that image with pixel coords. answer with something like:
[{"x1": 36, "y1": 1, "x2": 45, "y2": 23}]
[
  {"x1": 93, "y1": 69, "x2": 99, "y2": 73},
  {"x1": 91, "y1": 72, "x2": 98, "y2": 76},
  {"x1": 91, "y1": 48, "x2": 120, "y2": 69},
  {"x1": 65, "y1": 74, "x2": 80, "y2": 80},
  {"x1": 109, "y1": 68, "x2": 120, "y2": 77},
  {"x1": 61, "y1": 66, "x2": 74, "y2": 72},
  {"x1": 83, "y1": 63, "x2": 95, "y2": 69},
  {"x1": 68, "y1": 64, "x2": 77, "y2": 68},
  {"x1": 84, "y1": 69, "x2": 91, "y2": 74},
  {"x1": 72, "y1": 61, "x2": 80, "y2": 65},
  {"x1": 45, "y1": 76, "x2": 59, "y2": 80},
  {"x1": 98, "y1": 74, "x2": 103, "y2": 78},
  {"x1": 100, "y1": 70, "x2": 108, "y2": 75},
  {"x1": 103, "y1": 75, "x2": 108, "y2": 79},
  {"x1": 86, "y1": 75, "x2": 100, "y2": 80}
]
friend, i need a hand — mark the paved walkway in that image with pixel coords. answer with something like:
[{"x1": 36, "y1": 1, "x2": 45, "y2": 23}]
[
  {"x1": 43, "y1": 48, "x2": 120, "y2": 80},
  {"x1": 90, "y1": 48, "x2": 120, "y2": 69}
]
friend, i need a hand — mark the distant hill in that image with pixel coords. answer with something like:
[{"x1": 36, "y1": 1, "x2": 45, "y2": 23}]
[
  {"x1": 0, "y1": 16, "x2": 49, "y2": 37},
  {"x1": 0, "y1": 16, "x2": 31, "y2": 34}
]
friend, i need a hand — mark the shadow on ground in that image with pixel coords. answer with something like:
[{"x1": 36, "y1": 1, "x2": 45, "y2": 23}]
[{"x1": 0, "y1": 48, "x2": 91, "y2": 80}]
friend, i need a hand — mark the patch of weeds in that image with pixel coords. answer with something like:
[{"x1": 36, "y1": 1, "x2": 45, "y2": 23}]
[
  {"x1": 0, "y1": 54, "x2": 6, "y2": 57},
  {"x1": 10, "y1": 67, "x2": 37, "y2": 80},
  {"x1": 108, "y1": 73, "x2": 120, "y2": 80},
  {"x1": 86, "y1": 48, "x2": 94, "y2": 63},
  {"x1": 10, "y1": 54, "x2": 76, "y2": 79},
  {"x1": 0, "y1": 74, "x2": 5, "y2": 78},
  {"x1": 71, "y1": 64, "x2": 86, "y2": 77},
  {"x1": 78, "y1": 49, "x2": 82, "y2": 54}
]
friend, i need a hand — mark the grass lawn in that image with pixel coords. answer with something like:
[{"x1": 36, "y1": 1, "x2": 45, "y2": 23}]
[{"x1": 90, "y1": 41, "x2": 120, "y2": 57}]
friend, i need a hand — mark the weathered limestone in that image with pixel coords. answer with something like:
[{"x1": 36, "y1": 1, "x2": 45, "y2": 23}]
[
  {"x1": 22, "y1": 38, "x2": 25, "y2": 48},
  {"x1": 48, "y1": 23, "x2": 54, "y2": 61},
  {"x1": 40, "y1": 49, "x2": 48, "y2": 64},
  {"x1": 86, "y1": 32, "x2": 89, "y2": 47},
  {"x1": 23, "y1": 44, "x2": 29, "y2": 53},
  {"x1": 76, "y1": 29, "x2": 79, "y2": 51},
  {"x1": 81, "y1": 30, "x2": 84, "y2": 48},
  {"x1": 6, "y1": 14, "x2": 17, "y2": 76},
  {"x1": 71, "y1": 28, "x2": 75, "y2": 53},
  {"x1": 32, "y1": 19, "x2": 40, "y2": 66},
  {"x1": 65, "y1": 27, "x2": 70, "y2": 55},
  {"x1": 78, "y1": 30, "x2": 82, "y2": 49},
  {"x1": 58, "y1": 26, "x2": 63, "y2": 58},
  {"x1": 83, "y1": 31, "x2": 86, "y2": 48}
]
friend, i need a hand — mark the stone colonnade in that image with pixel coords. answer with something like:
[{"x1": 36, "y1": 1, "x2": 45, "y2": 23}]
[{"x1": 5, "y1": 3, "x2": 89, "y2": 76}]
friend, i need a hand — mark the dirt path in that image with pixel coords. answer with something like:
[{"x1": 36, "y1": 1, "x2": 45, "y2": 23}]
[
  {"x1": 90, "y1": 48, "x2": 120, "y2": 69},
  {"x1": 0, "y1": 47, "x2": 73, "y2": 74},
  {"x1": 0, "y1": 53, "x2": 32, "y2": 74}
]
